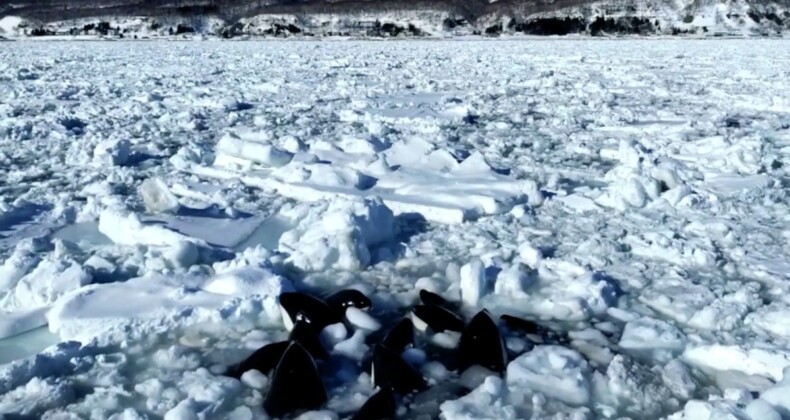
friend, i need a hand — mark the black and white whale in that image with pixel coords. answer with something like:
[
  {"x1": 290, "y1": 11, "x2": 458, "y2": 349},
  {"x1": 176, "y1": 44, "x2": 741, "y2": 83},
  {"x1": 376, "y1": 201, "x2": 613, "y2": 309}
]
[
  {"x1": 289, "y1": 315, "x2": 330, "y2": 360},
  {"x1": 371, "y1": 344, "x2": 428, "y2": 394},
  {"x1": 279, "y1": 290, "x2": 373, "y2": 332},
  {"x1": 352, "y1": 387, "x2": 397, "y2": 420},
  {"x1": 418, "y1": 289, "x2": 453, "y2": 308},
  {"x1": 264, "y1": 341, "x2": 328, "y2": 417},
  {"x1": 325, "y1": 289, "x2": 372, "y2": 311},
  {"x1": 226, "y1": 311, "x2": 329, "y2": 378},
  {"x1": 279, "y1": 292, "x2": 343, "y2": 331},
  {"x1": 457, "y1": 310, "x2": 507, "y2": 374},
  {"x1": 226, "y1": 341, "x2": 290, "y2": 379},
  {"x1": 381, "y1": 318, "x2": 415, "y2": 352},
  {"x1": 410, "y1": 305, "x2": 464, "y2": 333}
]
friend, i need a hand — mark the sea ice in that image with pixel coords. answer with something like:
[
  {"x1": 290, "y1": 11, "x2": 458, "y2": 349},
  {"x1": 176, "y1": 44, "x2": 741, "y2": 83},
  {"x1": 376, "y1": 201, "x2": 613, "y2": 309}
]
[
  {"x1": 506, "y1": 345, "x2": 591, "y2": 406},
  {"x1": 0, "y1": 38, "x2": 788, "y2": 420}
]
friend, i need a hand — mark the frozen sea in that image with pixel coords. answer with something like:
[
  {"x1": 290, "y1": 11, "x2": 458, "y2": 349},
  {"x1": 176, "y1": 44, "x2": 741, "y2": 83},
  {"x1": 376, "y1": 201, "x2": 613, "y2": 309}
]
[{"x1": 1, "y1": 39, "x2": 790, "y2": 419}]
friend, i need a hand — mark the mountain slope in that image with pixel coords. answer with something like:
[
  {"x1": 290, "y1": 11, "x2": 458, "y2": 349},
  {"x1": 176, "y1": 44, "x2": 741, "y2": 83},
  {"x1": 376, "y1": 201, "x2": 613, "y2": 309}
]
[{"x1": 1, "y1": 0, "x2": 789, "y2": 37}]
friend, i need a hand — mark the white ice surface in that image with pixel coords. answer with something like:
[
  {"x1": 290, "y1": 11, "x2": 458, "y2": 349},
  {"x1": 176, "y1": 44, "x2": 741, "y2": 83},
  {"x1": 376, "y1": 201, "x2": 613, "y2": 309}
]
[
  {"x1": 0, "y1": 39, "x2": 789, "y2": 419},
  {"x1": 47, "y1": 264, "x2": 292, "y2": 343},
  {"x1": 506, "y1": 345, "x2": 591, "y2": 406}
]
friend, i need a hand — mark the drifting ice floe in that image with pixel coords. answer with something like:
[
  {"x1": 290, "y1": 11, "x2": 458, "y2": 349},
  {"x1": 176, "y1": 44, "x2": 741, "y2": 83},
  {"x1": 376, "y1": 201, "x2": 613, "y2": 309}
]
[{"x1": 180, "y1": 127, "x2": 539, "y2": 224}]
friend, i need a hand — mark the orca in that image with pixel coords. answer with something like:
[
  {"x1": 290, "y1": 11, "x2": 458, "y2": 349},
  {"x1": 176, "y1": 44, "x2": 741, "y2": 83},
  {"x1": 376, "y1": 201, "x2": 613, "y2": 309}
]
[
  {"x1": 418, "y1": 289, "x2": 451, "y2": 308},
  {"x1": 279, "y1": 292, "x2": 341, "y2": 331},
  {"x1": 411, "y1": 305, "x2": 464, "y2": 333},
  {"x1": 290, "y1": 315, "x2": 329, "y2": 360},
  {"x1": 226, "y1": 341, "x2": 289, "y2": 379},
  {"x1": 371, "y1": 344, "x2": 428, "y2": 394},
  {"x1": 457, "y1": 310, "x2": 507, "y2": 374},
  {"x1": 352, "y1": 387, "x2": 397, "y2": 420},
  {"x1": 264, "y1": 341, "x2": 328, "y2": 417},
  {"x1": 381, "y1": 318, "x2": 415, "y2": 352},
  {"x1": 325, "y1": 289, "x2": 372, "y2": 311}
]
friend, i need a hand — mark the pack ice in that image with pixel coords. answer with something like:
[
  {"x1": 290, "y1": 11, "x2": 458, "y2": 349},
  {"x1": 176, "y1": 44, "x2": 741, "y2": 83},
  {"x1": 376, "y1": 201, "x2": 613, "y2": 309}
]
[{"x1": 1, "y1": 39, "x2": 789, "y2": 420}]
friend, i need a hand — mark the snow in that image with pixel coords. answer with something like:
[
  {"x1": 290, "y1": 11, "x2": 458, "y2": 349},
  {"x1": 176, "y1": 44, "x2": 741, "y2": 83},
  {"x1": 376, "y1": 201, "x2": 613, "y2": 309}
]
[
  {"x1": 0, "y1": 16, "x2": 23, "y2": 36},
  {"x1": 98, "y1": 210, "x2": 205, "y2": 248},
  {"x1": 46, "y1": 263, "x2": 292, "y2": 343},
  {"x1": 0, "y1": 38, "x2": 789, "y2": 419}
]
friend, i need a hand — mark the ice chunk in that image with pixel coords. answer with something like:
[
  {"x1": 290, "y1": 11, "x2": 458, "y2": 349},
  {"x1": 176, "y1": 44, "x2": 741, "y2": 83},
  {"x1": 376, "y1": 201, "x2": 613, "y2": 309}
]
[
  {"x1": 619, "y1": 317, "x2": 686, "y2": 363},
  {"x1": 161, "y1": 241, "x2": 199, "y2": 270},
  {"x1": 93, "y1": 139, "x2": 130, "y2": 166},
  {"x1": 202, "y1": 266, "x2": 290, "y2": 299},
  {"x1": 745, "y1": 399, "x2": 781, "y2": 420},
  {"x1": 460, "y1": 260, "x2": 487, "y2": 307},
  {"x1": 761, "y1": 367, "x2": 790, "y2": 414},
  {"x1": 215, "y1": 132, "x2": 293, "y2": 168},
  {"x1": 431, "y1": 331, "x2": 461, "y2": 349},
  {"x1": 402, "y1": 348, "x2": 427, "y2": 367},
  {"x1": 604, "y1": 355, "x2": 671, "y2": 417},
  {"x1": 345, "y1": 307, "x2": 381, "y2": 332},
  {"x1": 321, "y1": 323, "x2": 349, "y2": 348},
  {"x1": 745, "y1": 304, "x2": 790, "y2": 338},
  {"x1": 98, "y1": 210, "x2": 204, "y2": 248},
  {"x1": 0, "y1": 248, "x2": 40, "y2": 292},
  {"x1": 533, "y1": 260, "x2": 618, "y2": 321},
  {"x1": 506, "y1": 345, "x2": 591, "y2": 406},
  {"x1": 47, "y1": 270, "x2": 291, "y2": 342},
  {"x1": 494, "y1": 264, "x2": 531, "y2": 298},
  {"x1": 680, "y1": 399, "x2": 746, "y2": 420},
  {"x1": 0, "y1": 258, "x2": 92, "y2": 313},
  {"x1": 279, "y1": 197, "x2": 396, "y2": 272},
  {"x1": 84, "y1": 255, "x2": 116, "y2": 275},
  {"x1": 682, "y1": 345, "x2": 790, "y2": 382},
  {"x1": 333, "y1": 330, "x2": 368, "y2": 361},
  {"x1": 0, "y1": 307, "x2": 48, "y2": 339},
  {"x1": 303, "y1": 165, "x2": 376, "y2": 190},
  {"x1": 517, "y1": 243, "x2": 543, "y2": 268},
  {"x1": 164, "y1": 398, "x2": 199, "y2": 420},
  {"x1": 240, "y1": 370, "x2": 268, "y2": 389},
  {"x1": 0, "y1": 377, "x2": 76, "y2": 416},
  {"x1": 139, "y1": 178, "x2": 180, "y2": 214},
  {"x1": 661, "y1": 359, "x2": 697, "y2": 400},
  {"x1": 440, "y1": 376, "x2": 517, "y2": 420}
]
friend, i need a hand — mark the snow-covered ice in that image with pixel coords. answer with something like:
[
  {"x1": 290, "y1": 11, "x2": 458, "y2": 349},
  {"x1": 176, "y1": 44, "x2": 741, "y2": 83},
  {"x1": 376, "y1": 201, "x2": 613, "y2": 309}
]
[{"x1": 1, "y1": 39, "x2": 789, "y2": 419}]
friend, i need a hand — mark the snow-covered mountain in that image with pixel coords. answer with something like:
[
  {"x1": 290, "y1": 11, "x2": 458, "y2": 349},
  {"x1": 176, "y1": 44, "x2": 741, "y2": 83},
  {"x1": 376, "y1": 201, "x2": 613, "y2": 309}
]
[{"x1": 1, "y1": 0, "x2": 789, "y2": 38}]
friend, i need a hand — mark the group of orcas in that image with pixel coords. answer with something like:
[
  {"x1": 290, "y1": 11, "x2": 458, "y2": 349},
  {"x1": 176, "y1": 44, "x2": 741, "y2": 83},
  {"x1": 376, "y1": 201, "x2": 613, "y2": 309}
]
[{"x1": 224, "y1": 288, "x2": 564, "y2": 419}]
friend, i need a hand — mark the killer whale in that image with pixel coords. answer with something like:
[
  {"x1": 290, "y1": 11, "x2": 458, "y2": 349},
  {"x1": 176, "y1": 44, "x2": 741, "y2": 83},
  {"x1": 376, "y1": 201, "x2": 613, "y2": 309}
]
[
  {"x1": 325, "y1": 289, "x2": 372, "y2": 311},
  {"x1": 352, "y1": 387, "x2": 397, "y2": 420},
  {"x1": 226, "y1": 341, "x2": 289, "y2": 379},
  {"x1": 411, "y1": 305, "x2": 464, "y2": 333},
  {"x1": 381, "y1": 318, "x2": 415, "y2": 352},
  {"x1": 371, "y1": 344, "x2": 428, "y2": 395},
  {"x1": 279, "y1": 292, "x2": 342, "y2": 331},
  {"x1": 457, "y1": 310, "x2": 507, "y2": 374},
  {"x1": 264, "y1": 341, "x2": 328, "y2": 417}
]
